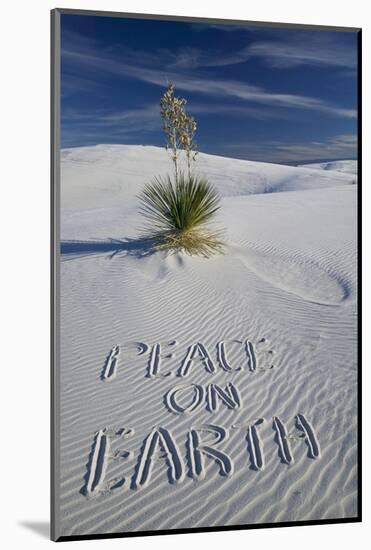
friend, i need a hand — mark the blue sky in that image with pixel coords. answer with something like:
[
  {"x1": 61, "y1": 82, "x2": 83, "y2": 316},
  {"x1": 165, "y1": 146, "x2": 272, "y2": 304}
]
[{"x1": 61, "y1": 14, "x2": 358, "y2": 164}]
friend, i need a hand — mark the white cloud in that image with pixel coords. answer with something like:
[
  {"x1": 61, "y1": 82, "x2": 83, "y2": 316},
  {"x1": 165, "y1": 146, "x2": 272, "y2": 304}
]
[
  {"x1": 62, "y1": 101, "x2": 290, "y2": 145},
  {"x1": 248, "y1": 34, "x2": 356, "y2": 69},
  {"x1": 62, "y1": 47, "x2": 356, "y2": 119},
  {"x1": 186, "y1": 27, "x2": 356, "y2": 71},
  {"x1": 222, "y1": 134, "x2": 357, "y2": 163}
]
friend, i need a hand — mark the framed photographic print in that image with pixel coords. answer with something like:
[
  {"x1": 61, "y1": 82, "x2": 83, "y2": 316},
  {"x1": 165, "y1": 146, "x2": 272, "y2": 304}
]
[{"x1": 51, "y1": 8, "x2": 361, "y2": 542}]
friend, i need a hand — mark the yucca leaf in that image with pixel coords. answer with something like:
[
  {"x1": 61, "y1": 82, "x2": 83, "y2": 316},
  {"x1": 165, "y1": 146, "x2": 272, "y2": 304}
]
[{"x1": 138, "y1": 173, "x2": 224, "y2": 257}]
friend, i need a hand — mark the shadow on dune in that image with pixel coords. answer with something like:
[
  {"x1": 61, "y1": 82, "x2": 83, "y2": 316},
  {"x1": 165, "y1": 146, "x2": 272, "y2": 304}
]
[{"x1": 60, "y1": 237, "x2": 158, "y2": 260}]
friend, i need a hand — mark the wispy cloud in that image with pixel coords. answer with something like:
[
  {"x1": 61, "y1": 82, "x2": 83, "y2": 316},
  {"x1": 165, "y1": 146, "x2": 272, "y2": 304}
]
[
  {"x1": 62, "y1": 45, "x2": 356, "y2": 119},
  {"x1": 247, "y1": 33, "x2": 356, "y2": 69},
  {"x1": 222, "y1": 134, "x2": 357, "y2": 163},
  {"x1": 61, "y1": 73, "x2": 110, "y2": 98},
  {"x1": 62, "y1": 100, "x2": 293, "y2": 147},
  {"x1": 65, "y1": 104, "x2": 160, "y2": 128},
  {"x1": 189, "y1": 26, "x2": 356, "y2": 70},
  {"x1": 62, "y1": 104, "x2": 161, "y2": 146},
  {"x1": 61, "y1": 26, "x2": 357, "y2": 153},
  {"x1": 190, "y1": 23, "x2": 261, "y2": 33}
]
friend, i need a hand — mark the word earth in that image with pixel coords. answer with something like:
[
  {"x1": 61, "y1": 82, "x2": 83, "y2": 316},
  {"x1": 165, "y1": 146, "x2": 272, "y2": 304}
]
[{"x1": 84, "y1": 414, "x2": 320, "y2": 496}]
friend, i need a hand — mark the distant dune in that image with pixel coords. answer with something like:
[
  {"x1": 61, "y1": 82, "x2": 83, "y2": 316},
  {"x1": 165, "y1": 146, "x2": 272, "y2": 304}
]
[
  {"x1": 61, "y1": 145, "x2": 355, "y2": 209},
  {"x1": 300, "y1": 159, "x2": 357, "y2": 175}
]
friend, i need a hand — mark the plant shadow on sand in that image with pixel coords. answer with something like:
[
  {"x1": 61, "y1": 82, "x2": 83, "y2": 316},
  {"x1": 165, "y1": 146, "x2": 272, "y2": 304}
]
[{"x1": 60, "y1": 237, "x2": 159, "y2": 261}]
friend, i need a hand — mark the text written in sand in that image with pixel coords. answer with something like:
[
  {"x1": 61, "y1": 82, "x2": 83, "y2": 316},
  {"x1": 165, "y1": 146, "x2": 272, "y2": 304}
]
[{"x1": 83, "y1": 339, "x2": 320, "y2": 497}]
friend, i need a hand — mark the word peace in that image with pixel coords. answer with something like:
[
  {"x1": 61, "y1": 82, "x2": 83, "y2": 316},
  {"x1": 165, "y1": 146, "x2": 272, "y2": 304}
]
[{"x1": 102, "y1": 339, "x2": 274, "y2": 381}]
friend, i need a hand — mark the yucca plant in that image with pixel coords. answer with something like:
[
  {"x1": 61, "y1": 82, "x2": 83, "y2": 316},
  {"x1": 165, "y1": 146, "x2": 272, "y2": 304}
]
[
  {"x1": 138, "y1": 173, "x2": 223, "y2": 257},
  {"x1": 160, "y1": 82, "x2": 199, "y2": 182},
  {"x1": 160, "y1": 83, "x2": 187, "y2": 184},
  {"x1": 138, "y1": 84, "x2": 223, "y2": 257}
]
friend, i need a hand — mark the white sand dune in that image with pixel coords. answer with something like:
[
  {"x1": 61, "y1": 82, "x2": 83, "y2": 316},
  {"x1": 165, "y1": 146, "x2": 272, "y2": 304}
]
[
  {"x1": 300, "y1": 159, "x2": 357, "y2": 175},
  {"x1": 61, "y1": 145, "x2": 354, "y2": 209},
  {"x1": 59, "y1": 145, "x2": 357, "y2": 537}
]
